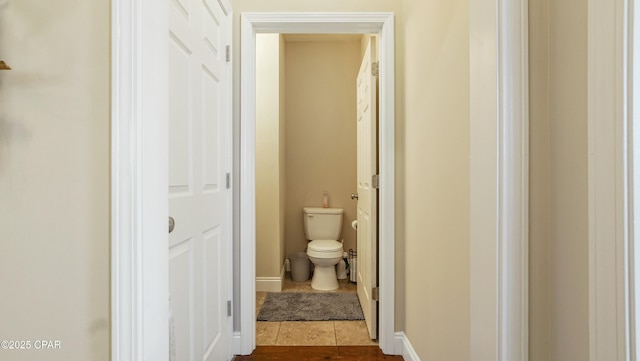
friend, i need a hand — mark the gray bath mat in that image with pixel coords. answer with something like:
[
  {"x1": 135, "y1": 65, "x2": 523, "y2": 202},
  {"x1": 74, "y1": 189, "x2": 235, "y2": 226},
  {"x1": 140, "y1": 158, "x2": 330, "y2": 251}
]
[{"x1": 257, "y1": 292, "x2": 364, "y2": 322}]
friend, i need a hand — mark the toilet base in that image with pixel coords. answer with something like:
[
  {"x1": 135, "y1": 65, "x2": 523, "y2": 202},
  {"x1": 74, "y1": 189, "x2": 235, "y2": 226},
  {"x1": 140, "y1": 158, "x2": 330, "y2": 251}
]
[{"x1": 310, "y1": 264, "x2": 339, "y2": 291}]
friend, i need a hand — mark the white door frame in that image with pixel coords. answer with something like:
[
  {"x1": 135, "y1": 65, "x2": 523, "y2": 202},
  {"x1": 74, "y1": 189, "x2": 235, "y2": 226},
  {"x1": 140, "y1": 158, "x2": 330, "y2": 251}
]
[
  {"x1": 237, "y1": 12, "x2": 396, "y2": 355},
  {"x1": 111, "y1": 0, "x2": 169, "y2": 359},
  {"x1": 587, "y1": 0, "x2": 633, "y2": 359},
  {"x1": 469, "y1": 0, "x2": 529, "y2": 359}
]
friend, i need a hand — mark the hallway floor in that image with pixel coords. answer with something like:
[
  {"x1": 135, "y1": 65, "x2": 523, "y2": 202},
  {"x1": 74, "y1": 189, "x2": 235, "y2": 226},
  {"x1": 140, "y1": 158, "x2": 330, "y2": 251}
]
[
  {"x1": 233, "y1": 346, "x2": 404, "y2": 360},
  {"x1": 256, "y1": 274, "x2": 377, "y2": 346}
]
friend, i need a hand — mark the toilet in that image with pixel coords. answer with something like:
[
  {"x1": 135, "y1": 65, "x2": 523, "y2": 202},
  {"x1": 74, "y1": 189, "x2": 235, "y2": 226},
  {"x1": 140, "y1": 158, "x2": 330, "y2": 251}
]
[{"x1": 303, "y1": 207, "x2": 344, "y2": 291}]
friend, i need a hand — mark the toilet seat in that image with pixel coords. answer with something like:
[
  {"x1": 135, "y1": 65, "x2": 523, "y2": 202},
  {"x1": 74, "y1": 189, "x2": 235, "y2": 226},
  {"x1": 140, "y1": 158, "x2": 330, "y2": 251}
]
[{"x1": 307, "y1": 240, "x2": 343, "y2": 258}]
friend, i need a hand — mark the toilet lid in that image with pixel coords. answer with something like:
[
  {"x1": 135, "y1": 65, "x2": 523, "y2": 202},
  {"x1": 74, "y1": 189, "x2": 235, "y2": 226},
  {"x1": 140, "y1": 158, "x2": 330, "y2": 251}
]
[{"x1": 308, "y1": 240, "x2": 342, "y2": 252}]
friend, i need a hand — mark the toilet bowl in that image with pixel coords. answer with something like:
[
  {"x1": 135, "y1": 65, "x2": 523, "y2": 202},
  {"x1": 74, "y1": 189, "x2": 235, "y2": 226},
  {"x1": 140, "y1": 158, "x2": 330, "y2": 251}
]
[
  {"x1": 303, "y1": 207, "x2": 344, "y2": 291},
  {"x1": 307, "y1": 240, "x2": 343, "y2": 290}
]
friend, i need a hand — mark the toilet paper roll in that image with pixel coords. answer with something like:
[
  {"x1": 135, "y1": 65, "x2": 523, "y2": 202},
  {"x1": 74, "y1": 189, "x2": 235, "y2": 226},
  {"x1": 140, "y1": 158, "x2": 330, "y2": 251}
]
[{"x1": 351, "y1": 220, "x2": 358, "y2": 230}]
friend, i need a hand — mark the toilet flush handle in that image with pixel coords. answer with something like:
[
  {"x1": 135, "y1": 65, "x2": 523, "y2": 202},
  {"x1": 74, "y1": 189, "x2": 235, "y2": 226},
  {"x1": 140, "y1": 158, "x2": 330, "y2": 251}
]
[{"x1": 351, "y1": 193, "x2": 359, "y2": 200}]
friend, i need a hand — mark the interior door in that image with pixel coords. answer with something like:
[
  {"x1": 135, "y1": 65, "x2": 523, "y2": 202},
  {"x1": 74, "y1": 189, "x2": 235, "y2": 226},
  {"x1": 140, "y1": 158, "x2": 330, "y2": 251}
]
[
  {"x1": 168, "y1": 0, "x2": 232, "y2": 360},
  {"x1": 356, "y1": 37, "x2": 378, "y2": 340}
]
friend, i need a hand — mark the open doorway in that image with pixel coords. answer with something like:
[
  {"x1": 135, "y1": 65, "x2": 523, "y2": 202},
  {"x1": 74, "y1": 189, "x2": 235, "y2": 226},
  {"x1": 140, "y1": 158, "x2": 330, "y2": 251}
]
[
  {"x1": 237, "y1": 12, "x2": 396, "y2": 355},
  {"x1": 254, "y1": 32, "x2": 377, "y2": 346}
]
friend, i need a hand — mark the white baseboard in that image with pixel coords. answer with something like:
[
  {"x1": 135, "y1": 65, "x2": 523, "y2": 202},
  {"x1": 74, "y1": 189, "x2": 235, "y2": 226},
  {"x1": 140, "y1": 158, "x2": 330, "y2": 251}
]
[
  {"x1": 231, "y1": 331, "x2": 242, "y2": 357},
  {"x1": 255, "y1": 264, "x2": 286, "y2": 292},
  {"x1": 394, "y1": 332, "x2": 420, "y2": 361},
  {"x1": 255, "y1": 277, "x2": 281, "y2": 292}
]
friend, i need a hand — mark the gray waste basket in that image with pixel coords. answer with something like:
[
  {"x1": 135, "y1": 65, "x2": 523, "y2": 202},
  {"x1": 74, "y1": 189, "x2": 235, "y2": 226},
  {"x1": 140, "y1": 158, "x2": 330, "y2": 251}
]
[{"x1": 289, "y1": 252, "x2": 310, "y2": 282}]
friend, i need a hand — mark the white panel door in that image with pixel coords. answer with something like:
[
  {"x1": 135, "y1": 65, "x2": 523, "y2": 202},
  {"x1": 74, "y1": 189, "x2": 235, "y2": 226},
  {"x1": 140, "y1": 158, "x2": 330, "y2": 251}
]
[
  {"x1": 356, "y1": 37, "x2": 378, "y2": 340},
  {"x1": 169, "y1": 0, "x2": 232, "y2": 360}
]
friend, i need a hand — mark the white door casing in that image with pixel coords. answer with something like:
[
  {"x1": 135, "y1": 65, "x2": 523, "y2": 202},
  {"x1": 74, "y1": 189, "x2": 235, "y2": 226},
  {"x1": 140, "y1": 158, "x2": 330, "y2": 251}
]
[
  {"x1": 587, "y1": 0, "x2": 632, "y2": 359},
  {"x1": 112, "y1": 0, "x2": 170, "y2": 359},
  {"x1": 356, "y1": 36, "x2": 378, "y2": 340},
  {"x1": 469, "y1": 0, "x2": 529, "y2": 360},
  {"x1": 238, "y1": 12, "x2": 396, "y2": 355},
  {"x1": 169, "y1": 0, "x2": 233, "y2": 360}
]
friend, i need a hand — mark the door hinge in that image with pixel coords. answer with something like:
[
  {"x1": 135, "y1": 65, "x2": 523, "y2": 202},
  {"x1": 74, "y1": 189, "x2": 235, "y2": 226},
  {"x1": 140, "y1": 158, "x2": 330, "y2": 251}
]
[
  {"x1": 372, "y1": 174, "x2": 380, "y2": 189},
  {"x1": 226, "y1": 173, "x2": 231, "y2": 189},
  {"x1": 226, "y1": 45, "x2": 231, "y2": 62},
  {"x1": 371, "y1": 61, "x2": 379, "y2": 77},
  {"x1": 227, "y1": 300, "x2": 232, "y2": 316},
  {"x1": 372, "y1": 287, "x2": 379, "y2": 302}
]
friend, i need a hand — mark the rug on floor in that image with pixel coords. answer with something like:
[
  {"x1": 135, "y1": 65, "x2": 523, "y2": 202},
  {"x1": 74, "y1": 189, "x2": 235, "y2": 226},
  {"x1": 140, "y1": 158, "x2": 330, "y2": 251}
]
[{"x1": 257, "y1": 292, "x2": 365, "y2": 322}]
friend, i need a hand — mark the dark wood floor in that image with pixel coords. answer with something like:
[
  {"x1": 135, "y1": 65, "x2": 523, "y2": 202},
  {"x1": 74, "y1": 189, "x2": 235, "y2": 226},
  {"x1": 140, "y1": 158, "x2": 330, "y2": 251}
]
[{"x1": 233, "y1": 346, "x2": 404, "y2": 360}]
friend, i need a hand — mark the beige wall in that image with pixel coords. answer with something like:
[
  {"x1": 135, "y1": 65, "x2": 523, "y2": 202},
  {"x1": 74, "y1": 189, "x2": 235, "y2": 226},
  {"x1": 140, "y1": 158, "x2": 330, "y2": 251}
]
[
  {"x1": 256, "y1": 34, "x2": 287, "y2": 278},
  {"x1": 529, "y1": 0, "x2": 590, "y2": 359},
  {"x1": 284, "y1": 39, "x2": 360, "y2": 255},
  {"x1": 400, "y1": 0, "x2": 470, "y2": 359},
  {"x1": 529, "y1": 0, "x2": 552, "y2": 358},
  {"x1": 548, "y1": 1, "x2": 590, "y2": 357},
  {"x1": 0, "y1": 1, "x2": 110, "y2": 360}
]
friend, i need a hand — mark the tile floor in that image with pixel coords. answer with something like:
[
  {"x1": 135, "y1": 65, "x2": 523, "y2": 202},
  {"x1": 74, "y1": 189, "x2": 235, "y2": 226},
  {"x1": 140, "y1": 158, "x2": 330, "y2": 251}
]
[{"x1": 256, "y1": 274, "x2": 377, "y2": 347}]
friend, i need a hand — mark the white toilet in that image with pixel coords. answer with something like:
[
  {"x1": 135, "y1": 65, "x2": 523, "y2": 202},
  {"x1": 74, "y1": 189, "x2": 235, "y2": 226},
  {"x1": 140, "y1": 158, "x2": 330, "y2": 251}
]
[{"x1": 303, "y1": 207, "x2": 344, "y2": 291}]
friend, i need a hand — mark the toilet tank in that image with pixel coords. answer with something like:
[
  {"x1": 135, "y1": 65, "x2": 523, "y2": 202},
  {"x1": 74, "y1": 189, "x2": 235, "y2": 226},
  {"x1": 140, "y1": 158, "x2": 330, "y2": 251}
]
[{"x1": 303, "y1": 207, "x2": 344, "y2": 240}]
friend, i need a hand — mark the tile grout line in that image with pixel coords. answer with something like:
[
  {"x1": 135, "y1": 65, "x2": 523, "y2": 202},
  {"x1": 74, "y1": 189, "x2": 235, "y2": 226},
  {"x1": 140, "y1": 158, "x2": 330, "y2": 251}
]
[{"x1": 274, "y1": 321, "x2": 281, "y2": 346}]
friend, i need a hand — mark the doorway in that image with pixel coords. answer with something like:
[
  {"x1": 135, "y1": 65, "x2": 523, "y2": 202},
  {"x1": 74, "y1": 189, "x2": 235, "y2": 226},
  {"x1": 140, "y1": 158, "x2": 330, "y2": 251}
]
[
  {"x1": 237, "y1": 12, "x2": 396, "y2": 355},
  {"x1": 254, "y1": 32, "x2": 376, "y2": 346}
]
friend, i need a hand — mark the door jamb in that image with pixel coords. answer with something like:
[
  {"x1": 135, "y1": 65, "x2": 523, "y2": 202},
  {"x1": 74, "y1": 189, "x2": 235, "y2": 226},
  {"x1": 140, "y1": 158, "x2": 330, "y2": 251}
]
[{"x1": 238, "y1": 12, "x2": 396, "y2": 355}]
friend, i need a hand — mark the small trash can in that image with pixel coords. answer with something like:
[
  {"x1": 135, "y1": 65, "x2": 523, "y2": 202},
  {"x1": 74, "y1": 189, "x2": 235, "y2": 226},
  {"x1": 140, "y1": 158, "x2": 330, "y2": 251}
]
[{"x1": 289, "y1": 252, "x2": 310, "y2": 282}]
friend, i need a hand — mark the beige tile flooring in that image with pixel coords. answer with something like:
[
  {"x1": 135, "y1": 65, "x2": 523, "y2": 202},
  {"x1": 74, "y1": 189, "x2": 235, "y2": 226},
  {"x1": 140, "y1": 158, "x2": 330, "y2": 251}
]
[{"x1": 256, "y1": 275, "x2": 377, "y2": 347}]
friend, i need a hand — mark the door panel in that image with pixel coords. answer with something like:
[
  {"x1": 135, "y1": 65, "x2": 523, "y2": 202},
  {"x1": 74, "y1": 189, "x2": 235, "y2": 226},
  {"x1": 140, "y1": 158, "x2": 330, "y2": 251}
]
[
  {"x1": 202, "y1": 69, "x2": 221, "y2": 191},
  {"x1": 169, "y1": 0, "x2": 232, "y2": 359},
  {"x1": 169, "y1": 34, "x2": 193, "y2": 193},
  {"x1": 169, "y1": 241, "x2": 193, "y2": 361},
  {"x1": 356, "y1": 37, "x2": 378, "y2": 340}
]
